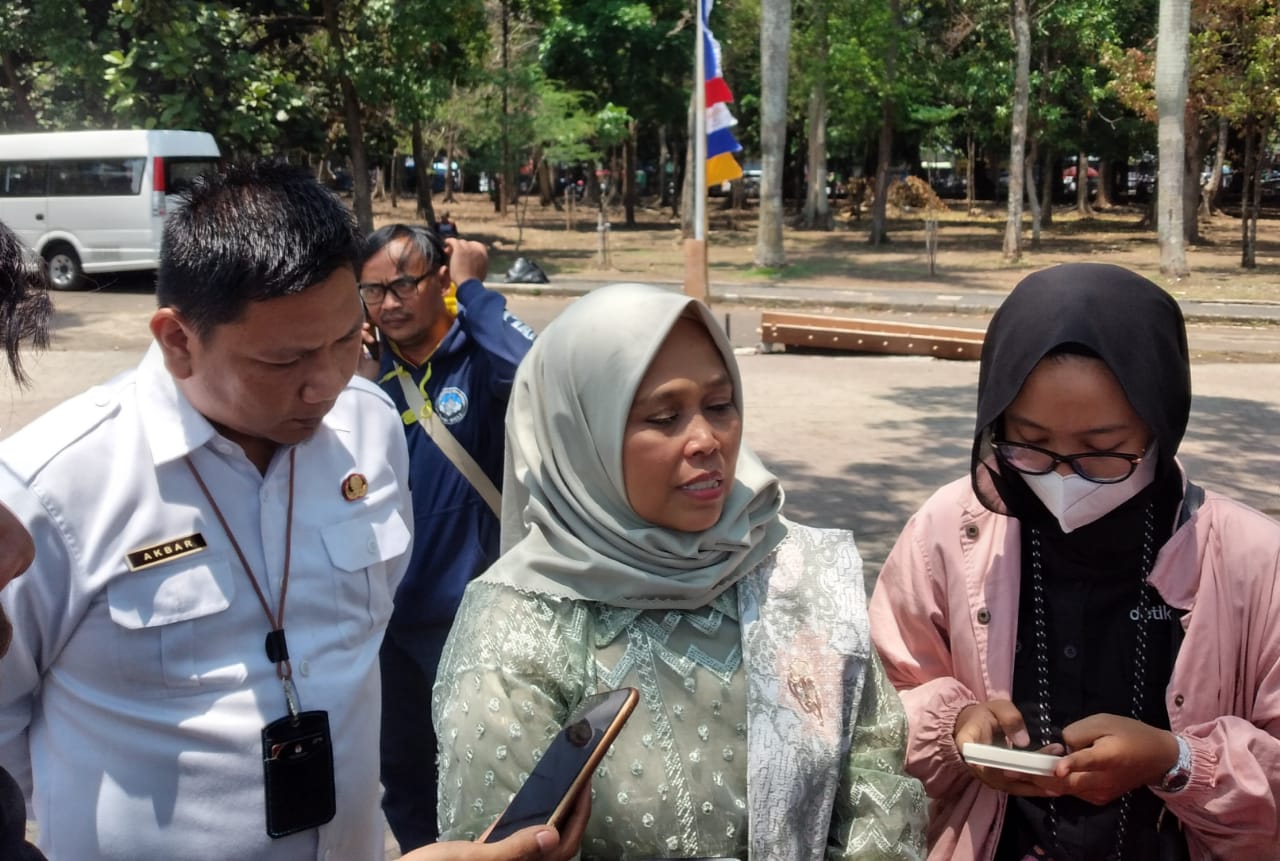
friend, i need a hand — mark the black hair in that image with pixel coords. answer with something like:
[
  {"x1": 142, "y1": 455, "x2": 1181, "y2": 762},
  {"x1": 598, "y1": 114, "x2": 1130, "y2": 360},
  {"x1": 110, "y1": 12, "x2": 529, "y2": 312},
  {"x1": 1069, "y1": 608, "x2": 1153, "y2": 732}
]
[
  {"x1": 0, "y1": 220, "x2": 52, "y2": 386},
  {"x1": 357, "y1": 223, "x2": 446, "y2": 276},
  {"x1": 157, "y1": 159, "x2": 362, "y2": 337}
]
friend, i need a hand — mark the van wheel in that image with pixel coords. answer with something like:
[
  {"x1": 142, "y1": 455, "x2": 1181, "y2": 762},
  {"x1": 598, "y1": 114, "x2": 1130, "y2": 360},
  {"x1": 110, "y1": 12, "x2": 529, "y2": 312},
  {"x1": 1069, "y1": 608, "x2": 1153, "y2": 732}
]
[{"x1": 43, "y1": 244, "x2": 85, "y2": 291}]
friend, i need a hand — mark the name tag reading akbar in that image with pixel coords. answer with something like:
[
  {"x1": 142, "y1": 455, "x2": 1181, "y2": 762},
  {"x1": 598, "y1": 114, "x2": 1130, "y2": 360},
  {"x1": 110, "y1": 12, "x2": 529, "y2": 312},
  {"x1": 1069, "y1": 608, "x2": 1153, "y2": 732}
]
[{"x1": 125, "y1": 533, "x2": 208, "y2": 571}]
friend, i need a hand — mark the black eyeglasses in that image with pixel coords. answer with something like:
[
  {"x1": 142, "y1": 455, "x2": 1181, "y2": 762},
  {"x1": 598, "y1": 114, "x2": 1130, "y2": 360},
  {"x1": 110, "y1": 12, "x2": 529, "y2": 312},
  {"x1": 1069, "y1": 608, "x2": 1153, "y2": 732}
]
[
  {"x1": 992, "y1": 439, "x2": 1145, "y2": 484},
  {"x1": 357, "y1": 273, "x2": 427, "y2": 304}
]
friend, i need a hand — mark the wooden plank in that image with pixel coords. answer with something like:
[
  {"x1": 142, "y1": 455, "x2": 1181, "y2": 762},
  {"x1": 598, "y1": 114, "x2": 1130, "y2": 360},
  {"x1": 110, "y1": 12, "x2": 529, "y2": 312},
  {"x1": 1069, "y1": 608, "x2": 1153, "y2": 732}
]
[{"x1": 760, "y1": 312, "x2": 984, "y2": 361}]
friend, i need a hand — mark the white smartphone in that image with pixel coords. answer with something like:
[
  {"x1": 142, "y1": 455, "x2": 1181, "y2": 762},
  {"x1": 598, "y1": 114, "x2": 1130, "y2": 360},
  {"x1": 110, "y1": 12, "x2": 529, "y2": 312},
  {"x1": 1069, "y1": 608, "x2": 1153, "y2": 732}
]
[
  {"x1": 480, "y1": 687, "x2": 639, "y2": 843},
  {"x1": 961, "y1": 742, "x2": 1062, "y2": 777}
]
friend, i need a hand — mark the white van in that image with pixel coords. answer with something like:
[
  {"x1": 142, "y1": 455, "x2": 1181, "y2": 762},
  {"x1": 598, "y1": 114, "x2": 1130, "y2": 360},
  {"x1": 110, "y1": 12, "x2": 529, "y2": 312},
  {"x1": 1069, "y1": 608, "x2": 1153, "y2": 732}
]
[{"x1": 0, "y1": 129, "x2": 221, "y2": 290}]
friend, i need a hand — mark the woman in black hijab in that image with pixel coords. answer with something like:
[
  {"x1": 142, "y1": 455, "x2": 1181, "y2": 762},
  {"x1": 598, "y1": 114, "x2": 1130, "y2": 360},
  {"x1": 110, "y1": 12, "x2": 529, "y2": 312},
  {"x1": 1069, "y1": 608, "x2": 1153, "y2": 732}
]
[{"x1": 870, "y1": 263, "x2": 1280, "y2": 861}]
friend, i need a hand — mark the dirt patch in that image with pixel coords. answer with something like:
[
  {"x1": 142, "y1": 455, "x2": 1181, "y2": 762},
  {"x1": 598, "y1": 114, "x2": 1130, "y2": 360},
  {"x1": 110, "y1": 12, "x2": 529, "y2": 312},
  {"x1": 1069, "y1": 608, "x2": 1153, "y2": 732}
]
[{"x1": 369, "y1": 192, "x2": 1280, "y2": 304}]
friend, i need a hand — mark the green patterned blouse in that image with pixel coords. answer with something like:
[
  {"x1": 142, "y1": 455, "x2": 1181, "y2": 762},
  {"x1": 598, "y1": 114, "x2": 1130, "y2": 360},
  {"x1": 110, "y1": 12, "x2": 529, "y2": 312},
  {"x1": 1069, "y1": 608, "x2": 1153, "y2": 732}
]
[{"x1": 433, "y1": 523, "x2": 925, "y2": 861}]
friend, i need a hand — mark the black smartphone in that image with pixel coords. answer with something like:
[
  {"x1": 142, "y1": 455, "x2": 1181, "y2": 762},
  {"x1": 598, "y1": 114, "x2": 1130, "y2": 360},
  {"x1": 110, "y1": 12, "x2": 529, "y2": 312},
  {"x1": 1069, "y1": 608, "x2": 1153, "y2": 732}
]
[
  {"x1": 364, "y1": 319, "x2": 382, "y2": 362},
  {"x1": 481, "y1": 687, "x2": 639, "y2": 843}
]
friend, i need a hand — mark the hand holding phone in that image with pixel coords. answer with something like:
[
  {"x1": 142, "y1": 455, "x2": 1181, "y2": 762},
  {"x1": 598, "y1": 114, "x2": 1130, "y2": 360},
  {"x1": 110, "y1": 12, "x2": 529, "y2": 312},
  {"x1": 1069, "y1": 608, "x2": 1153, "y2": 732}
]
[
  {"x1": 480, "y1": 687, "x2": 638, "y2": 844},
  {"x1": 400, "y1": 792, "x2": 590, "y2": 861},
  {"x1": 362, "y1": 320, "x2": 382, "y2": 361}
]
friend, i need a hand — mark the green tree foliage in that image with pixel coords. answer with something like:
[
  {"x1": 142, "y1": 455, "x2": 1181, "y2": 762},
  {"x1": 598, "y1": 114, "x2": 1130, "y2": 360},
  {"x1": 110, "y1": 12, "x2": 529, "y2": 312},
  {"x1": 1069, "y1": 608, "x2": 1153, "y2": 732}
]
[
  {"x1": 0, "y1": 1, "x2": 318, "y2": 153},
  {"x1": 101, "y1": 1, "x2": 312, "y2": 153},
  {"x1": 539, "y1": 0, "x2": 689, "y2": 133},
  {"x1": 1, "y1": 1, "x2": 113, "y2": 130}
]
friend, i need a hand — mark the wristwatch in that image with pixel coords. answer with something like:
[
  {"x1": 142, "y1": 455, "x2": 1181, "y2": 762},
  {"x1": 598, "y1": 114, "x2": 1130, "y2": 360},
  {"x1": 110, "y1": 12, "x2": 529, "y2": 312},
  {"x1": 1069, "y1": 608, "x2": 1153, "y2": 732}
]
[{"x1": 1157, "y1": 734, "x2": 1192, "y2": 792}]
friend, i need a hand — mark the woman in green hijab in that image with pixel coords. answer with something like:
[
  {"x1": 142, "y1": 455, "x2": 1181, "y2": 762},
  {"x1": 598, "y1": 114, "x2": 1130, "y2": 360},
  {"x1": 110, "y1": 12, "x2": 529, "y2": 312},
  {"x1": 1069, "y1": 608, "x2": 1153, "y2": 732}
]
[{"x1": 433, "y1": 283, "x2": 924, "y2": 860}]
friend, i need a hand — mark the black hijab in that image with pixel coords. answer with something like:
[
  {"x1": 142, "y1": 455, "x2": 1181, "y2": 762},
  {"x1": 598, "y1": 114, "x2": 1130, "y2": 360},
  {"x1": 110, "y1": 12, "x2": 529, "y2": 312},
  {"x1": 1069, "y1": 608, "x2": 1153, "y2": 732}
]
[{"x1": 971, "y1": 263, "x2": 1191, "y2": 516}]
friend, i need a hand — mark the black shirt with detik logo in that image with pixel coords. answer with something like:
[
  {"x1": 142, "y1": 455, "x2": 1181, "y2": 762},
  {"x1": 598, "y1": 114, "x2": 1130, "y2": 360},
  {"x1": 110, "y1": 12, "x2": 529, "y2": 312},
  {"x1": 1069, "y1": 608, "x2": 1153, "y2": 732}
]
[{"x1": 996, "y1": 479, "x2": 1189, "y2": 861}]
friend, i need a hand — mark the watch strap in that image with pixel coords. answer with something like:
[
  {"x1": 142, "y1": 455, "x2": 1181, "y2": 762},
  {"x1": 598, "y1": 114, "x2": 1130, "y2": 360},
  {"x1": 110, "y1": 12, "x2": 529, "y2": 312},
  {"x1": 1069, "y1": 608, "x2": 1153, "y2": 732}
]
[{"x1": 1157, "y1": 734, "x2": 1192, "y2": 792}]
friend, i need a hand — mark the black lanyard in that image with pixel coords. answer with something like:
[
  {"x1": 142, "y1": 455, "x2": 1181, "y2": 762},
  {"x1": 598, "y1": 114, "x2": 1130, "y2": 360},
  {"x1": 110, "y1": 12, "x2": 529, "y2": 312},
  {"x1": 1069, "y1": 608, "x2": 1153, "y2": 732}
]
[{"x1": 185, "y1": 447, "x2": 301, "y2": 719}]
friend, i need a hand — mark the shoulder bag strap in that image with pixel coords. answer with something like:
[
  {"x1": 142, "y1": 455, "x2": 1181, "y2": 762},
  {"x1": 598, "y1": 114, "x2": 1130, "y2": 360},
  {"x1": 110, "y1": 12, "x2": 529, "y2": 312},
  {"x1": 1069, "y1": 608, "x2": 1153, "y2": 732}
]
[
  {"x1": 1176, "y1": 481, "x2": 1204, "y2": 529},
  {"x1": 396, "y1": 370, "x2": 502, "y2": 517}
]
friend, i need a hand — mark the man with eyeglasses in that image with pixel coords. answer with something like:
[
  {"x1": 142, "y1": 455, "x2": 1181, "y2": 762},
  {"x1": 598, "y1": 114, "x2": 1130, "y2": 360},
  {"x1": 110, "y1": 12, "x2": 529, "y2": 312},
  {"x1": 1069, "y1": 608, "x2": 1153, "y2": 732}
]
[{"x1": 355, "y1": 224, "x2": 535, "y2": 853}]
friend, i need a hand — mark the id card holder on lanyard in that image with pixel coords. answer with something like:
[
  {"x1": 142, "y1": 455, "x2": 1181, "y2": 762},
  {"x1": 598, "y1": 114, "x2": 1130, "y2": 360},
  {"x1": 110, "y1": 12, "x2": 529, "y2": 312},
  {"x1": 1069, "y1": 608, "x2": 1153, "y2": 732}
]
[
  {"x1": 262, "y1": 709, "x2": 336, "y2": 838},
  {"x1": 186, "y1": 449, "x2": 336, "y2": 838}
]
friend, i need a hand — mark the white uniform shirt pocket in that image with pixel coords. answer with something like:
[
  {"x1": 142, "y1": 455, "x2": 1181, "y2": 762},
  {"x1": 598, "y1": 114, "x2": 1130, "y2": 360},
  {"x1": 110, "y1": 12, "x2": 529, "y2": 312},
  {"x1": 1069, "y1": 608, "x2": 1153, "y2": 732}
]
[
  {"x1": 321, "y1": 507, "x2": 410, "y2": 644},
  {"x1": 105, "y1": 555, "x2": 246, "y2": 694}
]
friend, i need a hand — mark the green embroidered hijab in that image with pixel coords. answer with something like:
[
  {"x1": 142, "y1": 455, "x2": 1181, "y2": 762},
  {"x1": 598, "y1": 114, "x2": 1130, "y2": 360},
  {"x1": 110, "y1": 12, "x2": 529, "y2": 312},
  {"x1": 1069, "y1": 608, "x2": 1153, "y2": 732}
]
[{"x1": 482, "y1": 283, "x2": 786, "y2": 609}]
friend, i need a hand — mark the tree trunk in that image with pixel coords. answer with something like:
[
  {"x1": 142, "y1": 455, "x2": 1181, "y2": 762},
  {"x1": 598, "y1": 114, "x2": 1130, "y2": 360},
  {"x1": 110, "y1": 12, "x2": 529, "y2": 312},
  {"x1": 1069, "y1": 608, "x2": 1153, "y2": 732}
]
[
  {"x1": 1096, "y1": 159, "x2": 1115, "y2": 208},
  {"x1": 802, "y1": 87, "x2": 832, "y2": 230},
  {"x1": 802, "y1": 0, "x2": 832, "y2": 231},
  {"x1": 1241, "y1": 119, "x2": 1256, "y2": 268},
  {"x1": 1075, "y1": 146, "x2": 1092, "y2": 215},
  {"x1": 1182, "y1": 108, "x2": 1202, "y2": 244},
  {"x1": 1039, "y1": 144, "x2": 1054, "y2": 227},
  {"x1": 1034, "y1": 41, "x2": 1053, "y2": 225},
  {"x1": 965, "y1": 135, "x2": 977, "y2": 214},
  {"x1": 1249, "y1": 123, "x2": 1266, "y2": 268},
  {"x1": 1026, "y1": 139, "x2": 1042, "y2": 250},
  {"x1": 868, "y1": 104, "x2": 894, "y2": 246},
  {"x1": 585, "y1": 160, "x2": 602, "y2": 208},
  {"x1": 499, "y1": 0, "x2": 512, "y2": 214},
  {"x1": 1002, "y1": 0, "x2": 1031, "y2": 262},
  {"x1": 1, "y1": 52, "x2": 39, "y2": 129},
  {"x1": 752, "y1": 0, "x2": 783, "y2": 264},
  {"x1": 682, "y1": 93, "x2": 696, "y2": 235},
  {"x1": 443, "y1": 132, "x2": 458, "y2": 203},
  {"x1": 623, "y1": 121, "x2": 638, "y2": 226},
  {"x1": 322, "y1": 0, "x2": 373, "y2": 235},
  {"x1": 1204, "y1": 115, "x2": 1228, "y2": 215},
  {"x1": 1156, "y1": 0, "x2": 1190, "y2": 277},
  {"x1": 755, "y1": 0, "x2": 791, "y2": 267},
  {"x1": 390, "y1": 149, "x2": 399, "y2": 208},
  {"x1": 659, "y1": 126, "x2": 674, "y2": 209},
  {"x1": 868, "y1": 0, "x2": 900, "y2": 246},
  {"x1": 537, "y1": 148, "x2": 555, "y2": 206},
  {"x1": 412, "y1": 119, "x2": 435, "y2": 225}
]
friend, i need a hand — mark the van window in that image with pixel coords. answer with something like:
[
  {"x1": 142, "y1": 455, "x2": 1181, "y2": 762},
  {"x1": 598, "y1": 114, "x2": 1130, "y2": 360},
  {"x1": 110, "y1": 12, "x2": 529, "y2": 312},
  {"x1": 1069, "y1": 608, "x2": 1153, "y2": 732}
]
[
  {"x1": 0, "y1": 162, "x2": 48, "y2": 197},
  {"x1": 163, "y1": 157, "x2": 219, "y2": 195},
  {"x1": 49, "y1": 158, "x2": 146, "y2": 196}
]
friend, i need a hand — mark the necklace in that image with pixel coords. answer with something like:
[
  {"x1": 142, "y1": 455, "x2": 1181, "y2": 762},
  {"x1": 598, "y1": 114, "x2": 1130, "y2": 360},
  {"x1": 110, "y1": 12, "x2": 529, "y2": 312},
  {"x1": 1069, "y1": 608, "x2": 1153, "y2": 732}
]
[{"x1": 1029, "y1": 502, "x2": 1155, "y2": 861}]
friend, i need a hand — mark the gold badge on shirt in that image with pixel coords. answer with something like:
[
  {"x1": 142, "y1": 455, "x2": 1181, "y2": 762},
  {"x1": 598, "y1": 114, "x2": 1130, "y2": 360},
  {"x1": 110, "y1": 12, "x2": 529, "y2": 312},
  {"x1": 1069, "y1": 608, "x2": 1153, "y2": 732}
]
[
  {"x1": 125, "y1": 533, "x2": 208, "y2": 572},
  {"x1": 341, "y1": 472, "x2": 368, "y2": 501}
]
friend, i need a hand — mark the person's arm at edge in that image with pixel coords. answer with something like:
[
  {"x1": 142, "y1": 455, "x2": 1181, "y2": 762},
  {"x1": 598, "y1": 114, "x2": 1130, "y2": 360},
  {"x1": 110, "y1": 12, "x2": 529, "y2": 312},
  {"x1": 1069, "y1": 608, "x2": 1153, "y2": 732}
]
[
  {"x1": 0, "y1": 467, "x2": 78, "y2": 801},
  {"x1": 445, "y1": 240, "x2": 535, "y2": 390},
  {"x1": 1151, "y1": 528, "x2": 1280, "y2": 855},
  {"x1": 401, "y1": 790, "x2": 590, "y2": 861},
  {"x1": 869, "y1": 506, "x2": 980, "y2": 798}
]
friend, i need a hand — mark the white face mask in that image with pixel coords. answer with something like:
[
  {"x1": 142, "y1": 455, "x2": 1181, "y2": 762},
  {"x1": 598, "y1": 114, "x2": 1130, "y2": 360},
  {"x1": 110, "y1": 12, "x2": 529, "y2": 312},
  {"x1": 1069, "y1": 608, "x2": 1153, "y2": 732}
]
[{"x1": 1020, "y1": 443, "x2": 1158, "y2": 534}]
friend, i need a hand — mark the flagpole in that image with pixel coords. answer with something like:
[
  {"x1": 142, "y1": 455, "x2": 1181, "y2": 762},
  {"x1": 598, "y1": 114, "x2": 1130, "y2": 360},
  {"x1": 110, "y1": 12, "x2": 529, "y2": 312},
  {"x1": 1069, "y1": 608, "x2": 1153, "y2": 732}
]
[
  {"x1": 684, "y1": 0, "x2": 710, "y2": 300},
  {"x1": 694, "y1": 0, "x2": 707, "y2": 241}
]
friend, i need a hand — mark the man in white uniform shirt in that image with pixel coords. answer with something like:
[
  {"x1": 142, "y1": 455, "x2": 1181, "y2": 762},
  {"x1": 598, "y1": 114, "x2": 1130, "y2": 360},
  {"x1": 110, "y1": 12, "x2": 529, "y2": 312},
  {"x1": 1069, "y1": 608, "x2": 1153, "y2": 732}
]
[{"x1": 0, "y1": 162, "x2": 589, "y2": 861}]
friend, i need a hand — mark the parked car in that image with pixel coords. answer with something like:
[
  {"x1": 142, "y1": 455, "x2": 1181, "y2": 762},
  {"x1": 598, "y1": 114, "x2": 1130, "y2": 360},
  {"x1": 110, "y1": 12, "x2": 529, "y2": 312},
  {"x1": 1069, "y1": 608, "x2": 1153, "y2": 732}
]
[
  {"x1": 0, "y1": 129, "x2": 221, "y2": 290},
  {"x1": 742, "y1": 161, "x2": 762, "y2": 198},
  {"x1": 709, "y1": 159, "x2": 761, "y2": 198}
]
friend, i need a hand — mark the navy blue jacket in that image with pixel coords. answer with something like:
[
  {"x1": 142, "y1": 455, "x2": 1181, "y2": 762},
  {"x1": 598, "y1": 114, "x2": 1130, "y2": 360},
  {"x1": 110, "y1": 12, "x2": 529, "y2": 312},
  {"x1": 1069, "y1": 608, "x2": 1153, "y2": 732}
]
[{"x1": 375, "y1": 278, "x2": 535, "y2": 630}]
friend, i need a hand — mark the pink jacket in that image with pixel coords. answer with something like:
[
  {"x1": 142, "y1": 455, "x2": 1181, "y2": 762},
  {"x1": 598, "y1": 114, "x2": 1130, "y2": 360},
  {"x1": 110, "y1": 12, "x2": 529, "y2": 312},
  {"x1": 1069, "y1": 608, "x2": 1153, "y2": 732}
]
[{"x1": 869, "y1": 476, "x2": 1280, "y2": 861}]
